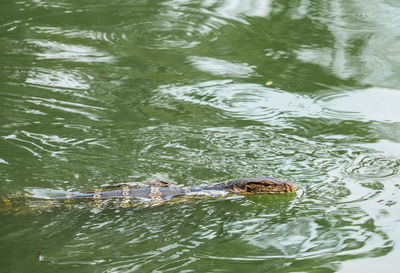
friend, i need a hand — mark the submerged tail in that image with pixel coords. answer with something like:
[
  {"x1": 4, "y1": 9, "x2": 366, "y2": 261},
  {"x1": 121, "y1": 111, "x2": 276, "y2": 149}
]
[{"x1": 25, "y1": 188, "x2": 84, "y2": 200}]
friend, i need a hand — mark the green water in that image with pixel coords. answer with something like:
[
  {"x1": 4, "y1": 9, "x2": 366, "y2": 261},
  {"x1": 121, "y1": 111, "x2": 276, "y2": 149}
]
[{"x1": 1, "y1": 0, "x2": 400, "y2": 272}]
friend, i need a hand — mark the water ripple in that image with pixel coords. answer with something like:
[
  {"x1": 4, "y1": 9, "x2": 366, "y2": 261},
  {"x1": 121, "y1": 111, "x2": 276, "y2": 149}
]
[
  {"x1": 346, "y1": 154, "x2": 399, "y2": 179},
  {"x1": 21, "y1": 0, "x2": 274, "y2": 50},
  {"x1": 322, "y1": 87, "x2": 400, "y2": 123},
  {"x1": 187, "y1": 56, "x2": 257, "y2": 78},
  {"x1": 303, "y1": 0, "x2": 400, "y2": 87},
  {"x1": 158, "y1": 81, "x2": 322, "y2": 127},
  {"x1": 159, "y1": 82, "x2": 400, "y2": 133},
  {"x1": 1, "y1": 0, "x2": 400, "y2": 271},
  {"x1": 14, "y1": 195, "x2": 391, "y2": 271},
  {"x1": 26, "y1": 39, "x2": 115, "y2": 63},
  {"x1": 26, "y1": 68, "x2": 90, "y2": 90}
]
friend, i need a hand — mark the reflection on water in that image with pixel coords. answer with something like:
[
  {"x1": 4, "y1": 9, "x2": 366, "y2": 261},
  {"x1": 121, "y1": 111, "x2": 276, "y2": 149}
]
[
  {"x1": 1, "y1": 0, "x2": 400, "y2": 272},
  {"x1": 187, "y1": 56, "x2": 257, "y2": 77},
  {"x1": 158, "y1": 80, "x2": 321, "y2": 126},
  {"x1": 26, "y1": 40, "x2": 115, "y2": 63},
  {"x1": 211, "y1": 0, "x2": 272, "y2": 21},
  {"x1": 26, "y1": 68, "x2": 90, "y2": 90},
  {"x1": 298, "y1": 0, "x2": 400, "y2": 87},
  {"x1": 324, "y1": 87, "x2": 400, "y2": 123}
]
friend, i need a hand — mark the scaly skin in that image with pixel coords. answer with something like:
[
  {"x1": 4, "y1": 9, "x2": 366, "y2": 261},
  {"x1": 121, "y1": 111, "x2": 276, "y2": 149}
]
[
  {"x1": 58, "y1": 176, "x2": 297, "y2": 202},
  {"x1": 0, "y1": 177, "x2": 297, "y2": 211}
]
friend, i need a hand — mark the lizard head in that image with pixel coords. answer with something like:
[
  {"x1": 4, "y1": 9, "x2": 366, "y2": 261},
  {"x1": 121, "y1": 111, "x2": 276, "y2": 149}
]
[{"x1": 231, "y1": 177, "x2": 297, "y2": 194}]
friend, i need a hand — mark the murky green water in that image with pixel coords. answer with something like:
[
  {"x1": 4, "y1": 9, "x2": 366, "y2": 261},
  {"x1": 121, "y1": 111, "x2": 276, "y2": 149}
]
[{"x1": 1, "y1": 0, "x2": 400, "y2": 272}]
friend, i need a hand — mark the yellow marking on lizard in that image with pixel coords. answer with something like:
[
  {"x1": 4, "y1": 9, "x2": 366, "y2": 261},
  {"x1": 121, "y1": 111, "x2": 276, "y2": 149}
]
[
  {"x1": 3, "y1": 198, "x2": 12, "y2": 208},
  {"x1": 64, "y1": 194, "x2": 72, "y2": 204},
  {"x1": 122, "y1": 185, "x2": 130, "y2": 197},
  {"x1": 149, "y1": 186, "x2": 162, "y2": 202},
  {"x1": 93, "y1": 188, "x2": 102, "y2": 207},
  {"x1": 122, "y1": 185, "x2": 131, "y2": 207},
  {"x1": 63, "y1": 194, "x2": 72, "y2": 208}
]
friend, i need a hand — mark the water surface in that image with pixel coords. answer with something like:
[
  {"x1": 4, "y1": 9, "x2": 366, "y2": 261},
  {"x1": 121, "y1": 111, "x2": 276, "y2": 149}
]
[{"x1": 1, "y1": 0, "x2": 400, "y2": 272}]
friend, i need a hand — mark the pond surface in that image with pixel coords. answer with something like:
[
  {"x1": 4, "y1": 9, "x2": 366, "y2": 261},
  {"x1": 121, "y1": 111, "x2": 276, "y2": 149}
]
[{"x1": 1, "y1": 0, "x2": 400, "y2": 272}]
